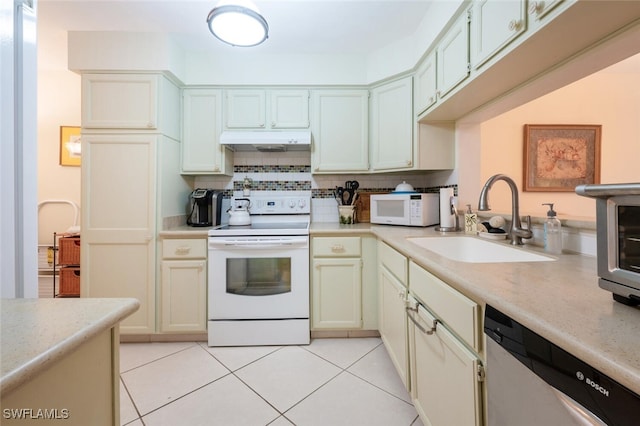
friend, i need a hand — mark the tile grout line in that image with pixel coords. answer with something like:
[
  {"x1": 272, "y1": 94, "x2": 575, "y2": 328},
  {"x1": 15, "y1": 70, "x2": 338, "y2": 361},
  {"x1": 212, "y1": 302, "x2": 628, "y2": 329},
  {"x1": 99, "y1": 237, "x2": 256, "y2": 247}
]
[{"x1": 119, "y1": 342, "x2": 200, "y2": 374}]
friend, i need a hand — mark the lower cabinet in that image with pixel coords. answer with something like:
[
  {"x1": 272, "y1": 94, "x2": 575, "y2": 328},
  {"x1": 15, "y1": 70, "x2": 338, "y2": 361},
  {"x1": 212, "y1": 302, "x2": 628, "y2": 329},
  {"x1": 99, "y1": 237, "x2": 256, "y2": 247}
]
[
  {"x1": 160, "y1": 237, "x2": 207, "y2": 333},
  {"x1": 408, "y1": 298, "x2": 483, "y2": 426},
  {"x1": 379, "y1": 264, "x2": 409, "y2": 388},
  {"x1": 408, "y1": 260, "x2": 484, "y2": 426},
  {"x1": 311, "y1": 236, "x2": 362, "y2": 329},
  {"x1": 378, "y1": 241, "x2": 410, "y2": 389},
  {"x1": 311, "y1": 235, "x2": 378, "y2": 331}
]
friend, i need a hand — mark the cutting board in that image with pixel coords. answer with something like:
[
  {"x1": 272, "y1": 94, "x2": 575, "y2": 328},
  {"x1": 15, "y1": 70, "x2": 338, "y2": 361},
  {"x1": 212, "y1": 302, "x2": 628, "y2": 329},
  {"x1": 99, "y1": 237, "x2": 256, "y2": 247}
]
[{"x1": 355, "y1": 192, "x2": 385, "y2": 223}]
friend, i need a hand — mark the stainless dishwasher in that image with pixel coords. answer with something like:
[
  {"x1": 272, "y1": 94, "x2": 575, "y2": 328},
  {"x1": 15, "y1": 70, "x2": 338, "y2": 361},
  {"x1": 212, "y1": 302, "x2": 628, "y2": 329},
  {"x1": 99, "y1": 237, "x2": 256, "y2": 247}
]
[{"x1": 484, "y1": 305, "x2": 640, "y2": 426}]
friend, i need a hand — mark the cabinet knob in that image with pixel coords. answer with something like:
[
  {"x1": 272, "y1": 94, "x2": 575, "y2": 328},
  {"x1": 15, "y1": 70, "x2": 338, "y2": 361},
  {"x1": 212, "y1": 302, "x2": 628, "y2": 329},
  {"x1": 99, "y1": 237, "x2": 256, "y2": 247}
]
[
  {"x1": 406, "y1": 160, "x2": 412, "y2": 166},
  {"x1": 271, "y1": 121, "x2": 276, "y2": 127},
  {"x1": 508, "y1": 19, "x2": 524, "y2": 31},
  {"x1": 147, "y1": 122, "x2": 154, "y2": 128},
  {"x1": 529, "y1": 1, "x2": 544, "y2": 15},
  {"x1": 331, "y1": 244, "x2": 345, "y2": 253},
  {"x1": 260, "y1": 123, "x2": 265, "y2": 128}
]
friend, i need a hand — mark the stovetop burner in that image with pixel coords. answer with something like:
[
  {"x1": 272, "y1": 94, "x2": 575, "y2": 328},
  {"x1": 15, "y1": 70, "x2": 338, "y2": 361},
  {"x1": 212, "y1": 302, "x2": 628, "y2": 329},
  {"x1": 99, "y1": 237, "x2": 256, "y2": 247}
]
[{"x1": 209, "y1": 194, "x2": 311, "y2": 237}]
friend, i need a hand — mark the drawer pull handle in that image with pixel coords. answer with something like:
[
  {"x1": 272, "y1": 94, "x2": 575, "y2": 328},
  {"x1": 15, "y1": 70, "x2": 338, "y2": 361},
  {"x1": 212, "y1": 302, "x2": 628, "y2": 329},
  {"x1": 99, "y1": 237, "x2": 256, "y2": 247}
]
[
  {"x1": 331, "y1": 244, "x2": 345, "y2": 253},
  {"x1": 175, "y1": 246, "x2": 191, "y2": 255},
  {"x1": 407, "y1": 306, "x2": 439, "y2": 335}
]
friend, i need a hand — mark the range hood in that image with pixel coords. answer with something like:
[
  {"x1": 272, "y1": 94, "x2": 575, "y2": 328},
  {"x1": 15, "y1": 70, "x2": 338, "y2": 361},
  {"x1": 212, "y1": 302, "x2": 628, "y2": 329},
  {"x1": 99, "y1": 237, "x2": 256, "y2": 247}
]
[{"x1": 220, "y1": 131, "x2": 311, "y2": 152}]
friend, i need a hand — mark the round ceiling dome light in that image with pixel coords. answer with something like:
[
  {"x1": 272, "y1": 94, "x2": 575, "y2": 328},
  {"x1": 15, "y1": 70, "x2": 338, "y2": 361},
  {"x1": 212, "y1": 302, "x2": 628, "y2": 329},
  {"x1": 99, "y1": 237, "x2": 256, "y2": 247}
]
[{"x1": 207, "y1": 0, "x2": 269, "y2": 47}]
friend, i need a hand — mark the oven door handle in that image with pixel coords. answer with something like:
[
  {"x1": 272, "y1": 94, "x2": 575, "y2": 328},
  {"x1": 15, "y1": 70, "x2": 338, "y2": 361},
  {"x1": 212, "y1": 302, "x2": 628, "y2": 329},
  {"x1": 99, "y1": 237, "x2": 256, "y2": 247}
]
[{"x1": 208, "y1": 237, "x2": 308, "y2": 249}]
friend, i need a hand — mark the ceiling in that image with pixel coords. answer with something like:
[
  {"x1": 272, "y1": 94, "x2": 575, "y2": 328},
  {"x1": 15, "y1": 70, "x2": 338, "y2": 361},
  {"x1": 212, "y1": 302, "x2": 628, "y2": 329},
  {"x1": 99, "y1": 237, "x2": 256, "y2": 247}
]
[{"x1": 38, "y1": 0, "x2": 434, "y2": 55}]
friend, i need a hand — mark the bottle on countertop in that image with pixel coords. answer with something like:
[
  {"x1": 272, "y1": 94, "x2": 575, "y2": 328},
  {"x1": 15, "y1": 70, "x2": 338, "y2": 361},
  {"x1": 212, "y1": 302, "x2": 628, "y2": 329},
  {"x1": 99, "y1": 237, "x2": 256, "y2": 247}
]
[
  {"x1": 542, "y1": 203, "x2": 562, "y2": 254},
  {"x1": 464, "y1": 204, "x2": 478, "y2": 234}
]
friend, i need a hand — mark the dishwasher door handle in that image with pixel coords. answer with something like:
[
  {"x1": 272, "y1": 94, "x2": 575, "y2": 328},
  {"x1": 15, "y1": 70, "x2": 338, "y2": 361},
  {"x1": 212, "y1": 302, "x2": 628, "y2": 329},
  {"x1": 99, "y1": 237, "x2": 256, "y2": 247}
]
[{"x1": 551, "y1": 388, "x2": 608, "y2": 426}]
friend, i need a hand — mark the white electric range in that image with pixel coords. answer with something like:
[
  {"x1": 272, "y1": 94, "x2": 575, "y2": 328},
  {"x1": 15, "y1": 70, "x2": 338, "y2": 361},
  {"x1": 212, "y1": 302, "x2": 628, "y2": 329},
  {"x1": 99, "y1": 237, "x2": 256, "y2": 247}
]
[{"x1": 207, "y1": 194, "x2": 311, "y2": 346}]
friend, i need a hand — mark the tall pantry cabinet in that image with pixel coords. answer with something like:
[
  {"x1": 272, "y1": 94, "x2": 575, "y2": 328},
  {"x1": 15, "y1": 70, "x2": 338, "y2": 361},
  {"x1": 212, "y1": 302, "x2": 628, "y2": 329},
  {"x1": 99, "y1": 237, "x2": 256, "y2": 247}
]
[{"x1": 80, "y1": 73, "x2": 189, "y2": 334}]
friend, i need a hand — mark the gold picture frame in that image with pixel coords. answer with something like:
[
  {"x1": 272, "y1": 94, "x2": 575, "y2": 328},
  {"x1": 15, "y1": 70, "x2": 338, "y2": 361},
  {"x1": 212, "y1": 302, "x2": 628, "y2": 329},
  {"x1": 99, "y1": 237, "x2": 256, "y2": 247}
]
[
  {"x1": 523, "y1": 124, "x2": 601, "y2": 192},
  {"x1": 60, "y1": 126, "x2": 81, "y2": 166}
]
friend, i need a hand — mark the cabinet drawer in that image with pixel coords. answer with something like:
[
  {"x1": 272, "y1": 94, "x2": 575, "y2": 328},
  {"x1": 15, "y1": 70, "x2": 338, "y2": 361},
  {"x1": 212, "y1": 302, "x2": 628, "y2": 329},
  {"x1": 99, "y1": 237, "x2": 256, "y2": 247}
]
[
  {"x1": 409, "y1": 261, "x2": 479, "y2": 351},
  {"x1": 313, "y1": 237, "x2": 361, "y2": 257},
  {"x1": 378, "y1": 241, "x2": 407, "y2": 284},
  {"x1": 162, "y1": 239, "x2": 207, "y2": 259}
]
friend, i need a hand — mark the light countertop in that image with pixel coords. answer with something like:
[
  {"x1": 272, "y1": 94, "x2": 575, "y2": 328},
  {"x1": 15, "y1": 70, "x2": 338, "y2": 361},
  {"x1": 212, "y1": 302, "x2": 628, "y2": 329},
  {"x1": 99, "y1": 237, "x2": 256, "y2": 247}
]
[
  {"x1": 311, "y1": 222, "x2": 640, "y2": 395},
  {"x1": 1, "y1": 298, "x2": 139, "y2": 395}
]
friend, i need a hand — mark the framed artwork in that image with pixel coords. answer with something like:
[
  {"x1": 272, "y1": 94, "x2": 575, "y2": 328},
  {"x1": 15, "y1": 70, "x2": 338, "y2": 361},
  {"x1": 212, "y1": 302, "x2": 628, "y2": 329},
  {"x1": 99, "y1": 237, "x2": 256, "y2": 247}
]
[
  {"x1": 523, "y1": 124, "x2": 601, "y2": 192},
  {"x1": 60, "y1": 126, "x2": 81, "y2": 166}
]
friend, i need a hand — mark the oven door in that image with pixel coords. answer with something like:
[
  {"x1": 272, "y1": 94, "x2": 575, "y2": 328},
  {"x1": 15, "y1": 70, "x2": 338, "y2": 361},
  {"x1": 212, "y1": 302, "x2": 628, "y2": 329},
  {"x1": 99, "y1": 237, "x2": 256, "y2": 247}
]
[{"x1": 208, "y1": 236, "x2": 309, "y2": 320}]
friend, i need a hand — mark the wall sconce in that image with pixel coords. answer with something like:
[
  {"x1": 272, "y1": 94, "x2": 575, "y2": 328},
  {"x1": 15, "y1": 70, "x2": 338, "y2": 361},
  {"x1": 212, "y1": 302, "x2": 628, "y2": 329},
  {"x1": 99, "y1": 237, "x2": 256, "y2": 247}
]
[{"x1": 206, "y1": 0, "x2": 269, "y2": 47}]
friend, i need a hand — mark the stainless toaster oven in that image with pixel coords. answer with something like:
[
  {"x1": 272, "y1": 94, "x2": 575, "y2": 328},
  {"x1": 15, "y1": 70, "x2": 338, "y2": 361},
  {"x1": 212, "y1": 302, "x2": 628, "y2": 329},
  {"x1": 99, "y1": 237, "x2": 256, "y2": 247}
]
[{"x1": 576, "y1": 183, "x2": 640, "y2": 305}]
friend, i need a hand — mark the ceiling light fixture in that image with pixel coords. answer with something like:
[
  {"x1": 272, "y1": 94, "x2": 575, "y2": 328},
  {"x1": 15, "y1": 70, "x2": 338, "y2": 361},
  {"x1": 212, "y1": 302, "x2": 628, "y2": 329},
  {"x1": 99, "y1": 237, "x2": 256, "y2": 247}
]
[{"x1": 206, "y1": 0, "x2": 269, "y2": 47}]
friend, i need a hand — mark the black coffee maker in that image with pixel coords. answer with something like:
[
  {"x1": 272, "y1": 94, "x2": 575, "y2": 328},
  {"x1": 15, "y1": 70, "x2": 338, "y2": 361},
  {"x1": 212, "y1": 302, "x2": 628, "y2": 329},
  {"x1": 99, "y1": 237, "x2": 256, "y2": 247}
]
[{"x1": 187, "y1": 189, "x2": 222, "y2": 227}]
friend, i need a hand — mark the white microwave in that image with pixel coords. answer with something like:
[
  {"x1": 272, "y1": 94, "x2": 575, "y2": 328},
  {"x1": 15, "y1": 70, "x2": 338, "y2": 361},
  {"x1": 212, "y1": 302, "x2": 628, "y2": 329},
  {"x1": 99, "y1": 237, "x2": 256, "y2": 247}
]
[{"x1": 370, "y1": 193, "x2": 439, "y2": 227}]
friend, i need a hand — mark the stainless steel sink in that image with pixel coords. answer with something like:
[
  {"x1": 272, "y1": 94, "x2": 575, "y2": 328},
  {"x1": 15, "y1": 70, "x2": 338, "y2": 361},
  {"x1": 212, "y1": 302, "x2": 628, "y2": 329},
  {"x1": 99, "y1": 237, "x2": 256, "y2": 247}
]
[{"x1": 407, "y1": 236, "x2": 555, "y2": 263}]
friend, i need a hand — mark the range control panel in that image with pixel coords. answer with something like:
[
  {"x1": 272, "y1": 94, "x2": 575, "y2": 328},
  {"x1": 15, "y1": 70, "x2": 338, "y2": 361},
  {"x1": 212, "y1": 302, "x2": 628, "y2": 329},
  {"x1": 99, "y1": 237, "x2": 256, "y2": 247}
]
[{"x1": 234, "y1": 196, "x2": 311, "y2": 215}]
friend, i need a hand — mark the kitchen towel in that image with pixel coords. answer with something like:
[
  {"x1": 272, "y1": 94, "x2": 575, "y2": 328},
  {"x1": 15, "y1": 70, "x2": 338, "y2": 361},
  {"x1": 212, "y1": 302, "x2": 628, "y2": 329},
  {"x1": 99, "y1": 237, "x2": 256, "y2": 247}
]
[{"x1": 439, "y1": 188, "x2": 455, "y2": 228}]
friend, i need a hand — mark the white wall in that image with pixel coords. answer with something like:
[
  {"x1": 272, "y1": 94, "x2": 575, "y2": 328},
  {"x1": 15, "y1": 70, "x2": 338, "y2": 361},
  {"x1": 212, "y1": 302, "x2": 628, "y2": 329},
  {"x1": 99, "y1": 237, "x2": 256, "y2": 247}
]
[{"x1": 38, "y1": 23, "x2": 82, "y2": 244}]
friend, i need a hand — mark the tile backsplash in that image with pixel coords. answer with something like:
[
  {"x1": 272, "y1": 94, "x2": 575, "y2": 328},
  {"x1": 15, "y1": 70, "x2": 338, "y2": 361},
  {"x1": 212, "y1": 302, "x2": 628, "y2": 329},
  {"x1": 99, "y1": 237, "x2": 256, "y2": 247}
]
[{"x1": 194, "y1": 151, "x2": 456, "y2": 223}]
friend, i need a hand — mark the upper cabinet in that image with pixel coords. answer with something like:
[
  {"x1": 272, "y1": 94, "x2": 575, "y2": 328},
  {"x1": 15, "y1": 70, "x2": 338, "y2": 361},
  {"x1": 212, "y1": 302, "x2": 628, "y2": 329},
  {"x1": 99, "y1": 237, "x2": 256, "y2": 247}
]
[
  {"x1": 311, "y1": 89, "x2": 369, "y2": 173},
  {"x1": 414, "y1": 50, "x2": 437, "y2": 116},
  {"x1": 81, "y1": 73, "x2": 180, "y2": 140},
  {"x1": 182, "y1": 88, "x2": 233, "y2": 175},
  {"x1": 470, "y1": 0, "x2": 527, "y2": 70},
  {"x1": 270, "y1": 89, "x2": 311, "y2": 128},
  {"x1": 370, "y1": 76, "x2": 414, "y2": 171},
  {"x1": 224, "y1": 89, "x2": 310, "y2": 129},
  {"x1": 436, "y1": 11, "x2": 470, "y2": 100}
]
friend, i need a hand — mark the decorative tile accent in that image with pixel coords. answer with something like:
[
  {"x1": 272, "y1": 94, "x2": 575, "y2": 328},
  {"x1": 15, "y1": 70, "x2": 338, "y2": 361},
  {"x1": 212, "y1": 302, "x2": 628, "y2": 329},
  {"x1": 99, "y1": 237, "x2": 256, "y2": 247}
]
[
  {"x1": 234, "y1": 165, "x2": 311, "y2": 173},
  {"x1": 234, "y1": 180, "x2": 312, "y2": 192},
  {"x1": 312, "y1": 185, "x2": 458, "y2": 198}
]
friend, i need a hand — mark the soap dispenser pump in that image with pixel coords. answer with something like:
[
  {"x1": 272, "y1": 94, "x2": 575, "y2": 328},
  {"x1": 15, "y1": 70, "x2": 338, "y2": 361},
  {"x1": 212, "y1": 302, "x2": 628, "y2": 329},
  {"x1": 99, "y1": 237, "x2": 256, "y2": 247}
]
[{"x1": 542, "y1": 203, "x2": 562, "y2": 254}]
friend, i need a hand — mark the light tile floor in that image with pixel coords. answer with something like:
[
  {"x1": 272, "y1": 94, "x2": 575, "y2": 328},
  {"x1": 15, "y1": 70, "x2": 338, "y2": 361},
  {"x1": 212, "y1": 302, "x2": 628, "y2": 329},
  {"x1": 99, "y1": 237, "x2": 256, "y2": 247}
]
[{"x1": 119, "y1": 338, "x2": 425, "y2": 426}]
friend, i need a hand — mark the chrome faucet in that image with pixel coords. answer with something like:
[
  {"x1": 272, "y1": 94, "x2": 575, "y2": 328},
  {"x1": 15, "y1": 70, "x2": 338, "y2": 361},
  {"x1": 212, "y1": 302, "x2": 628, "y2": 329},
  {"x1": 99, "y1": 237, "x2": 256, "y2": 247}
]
[{"x1": 478, "y1": 174, "x2": 532, "y2": 245}]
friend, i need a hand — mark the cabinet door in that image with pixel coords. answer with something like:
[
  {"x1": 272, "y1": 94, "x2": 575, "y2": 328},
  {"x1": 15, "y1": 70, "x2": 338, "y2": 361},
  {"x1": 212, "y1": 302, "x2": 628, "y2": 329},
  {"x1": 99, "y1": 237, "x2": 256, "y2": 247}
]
[
  {"x1": 161, "y1": 260, "x2": 207, "y2": 333},
  {"x1": 409, "y1": 304, "x2": 483, "y2": 426},
  {"x1": 470, "y1": 0, "x2": 527, "y2": 69},
  {"x1": 82, "y1": 74, "x2": 157, "y2": 129},
  {"x1": 379, "y1": 265, "x2": 409, "y2": 389},
  {"x1": 81, "y1": 134, "x2": 156, "y2": 334},
  {"x1": 370, "y1": 76, "x2": 414, "y2": 171},
  {"x1": 312, "y1": 258, "x2": 362, "y2": 329},
  {"x1": 270, "y1": 89, "x2": 310, "y2": 128},
  {"x1": 225, "y1": 89, "x2": 266, "y2": 129},
  {"x1": 311, "y1": 90, "x2": 369, "y2": 173},
  {"x1": 437, "y1": 11, "x2": 470, "y2": 99},
  {"x1": 414, "y1": 51, "x2": 437, "y2": 116},
  {"x1": 182, "y1": 88, "x2": 233, "y2": 174}
]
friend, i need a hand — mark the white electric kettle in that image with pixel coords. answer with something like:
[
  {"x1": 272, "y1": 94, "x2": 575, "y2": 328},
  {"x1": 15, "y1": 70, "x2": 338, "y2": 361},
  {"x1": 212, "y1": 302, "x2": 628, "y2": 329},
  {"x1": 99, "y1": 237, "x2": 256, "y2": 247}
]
[{"x1": 227, "y1": 198, "x2": 251, "y2": 226}]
